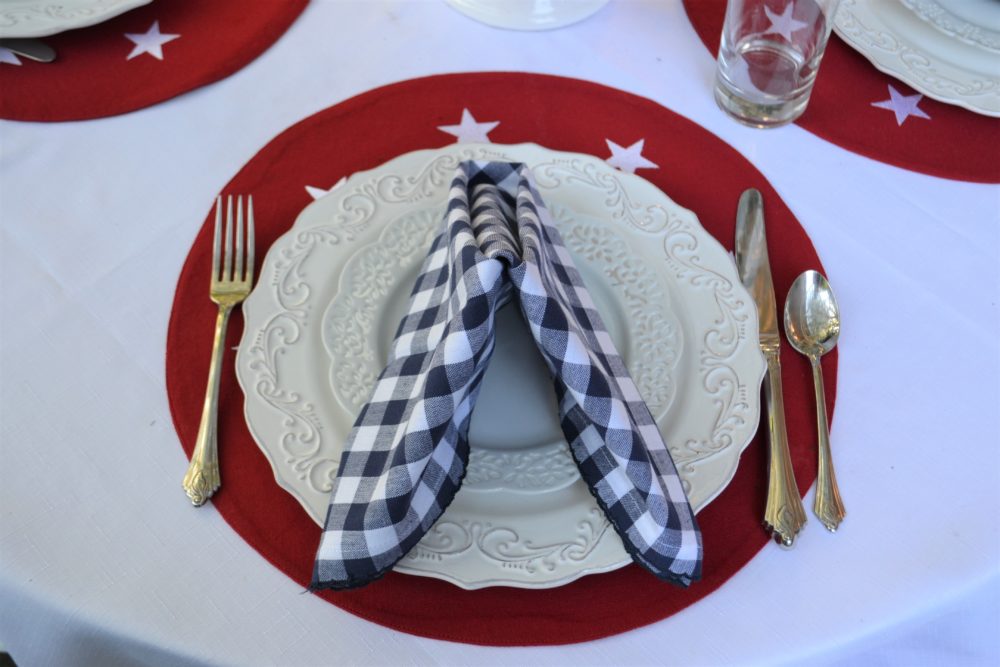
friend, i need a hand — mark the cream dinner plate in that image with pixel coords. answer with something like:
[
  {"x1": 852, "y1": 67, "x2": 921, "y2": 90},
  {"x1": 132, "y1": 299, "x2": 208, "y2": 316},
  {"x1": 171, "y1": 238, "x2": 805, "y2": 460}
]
[
  {"x1": 236, "y1": 143, "x2": 765, "y2": 589},
  {"x1": 834, "y1": 0, "x2": 1000, "y2": 116},
  {"x1": 0, "y1": 0, "x2": 151, "y2": 38}
]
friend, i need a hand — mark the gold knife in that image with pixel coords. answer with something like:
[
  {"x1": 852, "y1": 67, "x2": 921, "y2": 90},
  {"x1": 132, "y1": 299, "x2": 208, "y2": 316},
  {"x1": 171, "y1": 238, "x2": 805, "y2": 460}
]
[{"x1": 734, "y1": 188, "x2": 807, "y2": 547}]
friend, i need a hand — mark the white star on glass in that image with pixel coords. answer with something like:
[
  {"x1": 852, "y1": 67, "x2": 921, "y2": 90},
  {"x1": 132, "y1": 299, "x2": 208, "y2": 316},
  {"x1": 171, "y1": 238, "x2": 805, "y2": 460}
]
[
  {"x1": 871, "y1": 85, "x2": 931, "y2": 126},
  {"x1": 305, "y1": 177, "x2": 347, "y2": 200},
  {"x1": 605, "y1": 139, "x2": 658, "y2": 173},
  {"x1": 437, "y1": 108, "x2": 499, "y2": 143},
  {"x1": 0, "y1": 47, "x2": 22, "y2": 66},
  {"x1": 763, "y1": 3, "x2": 809, "y2": 42},
  {"x1": 125, "y1": 21, "x2": 180, "y2": 61}
]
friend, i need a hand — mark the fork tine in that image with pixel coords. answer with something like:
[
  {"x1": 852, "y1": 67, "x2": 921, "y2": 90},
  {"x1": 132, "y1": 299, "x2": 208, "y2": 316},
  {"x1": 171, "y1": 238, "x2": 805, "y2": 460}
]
[
  {"x1": 223, "y1": 195, "x2": 234, "y2": 281},
  {"x1": 212, "y1": 196, "x2": 222, "y2": 283},
  {"x1": 234, "y1": 196, "x2": 244, "y2": 281},
  {"x1": 246, "y1": 195, "x2": 255, "y2": 282}
]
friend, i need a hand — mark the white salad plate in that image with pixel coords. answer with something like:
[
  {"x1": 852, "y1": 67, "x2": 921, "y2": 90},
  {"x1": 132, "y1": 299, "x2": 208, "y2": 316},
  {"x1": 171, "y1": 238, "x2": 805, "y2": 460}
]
[
  {"x1": 0, "y1": 0, "x2": 151, "y2": 38},
  {"x1": 236, "y1": 143, "x2": 765, "y2": 589},
  {"x1": 833, "y1": 0, "x2": 1000, "y2": 116}
]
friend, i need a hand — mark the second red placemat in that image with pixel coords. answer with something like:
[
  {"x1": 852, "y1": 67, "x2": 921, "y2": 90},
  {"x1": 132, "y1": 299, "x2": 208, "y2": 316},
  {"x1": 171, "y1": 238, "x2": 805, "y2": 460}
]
[{"x1": 682, "y1": 0, "x2": 1000, "y2": 183}]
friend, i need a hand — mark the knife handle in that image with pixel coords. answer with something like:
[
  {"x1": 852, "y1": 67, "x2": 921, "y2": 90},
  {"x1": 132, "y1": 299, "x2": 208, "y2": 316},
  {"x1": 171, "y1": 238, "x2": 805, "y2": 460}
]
[{"x1": 762, "y1": 349, "x2": 807, "y2": 547}]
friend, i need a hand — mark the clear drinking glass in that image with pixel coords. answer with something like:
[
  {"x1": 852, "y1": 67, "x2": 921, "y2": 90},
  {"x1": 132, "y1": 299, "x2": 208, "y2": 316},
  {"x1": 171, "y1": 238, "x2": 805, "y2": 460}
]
[{"x1": 714, "y1": 0, "x2": 842, "y2": 127}]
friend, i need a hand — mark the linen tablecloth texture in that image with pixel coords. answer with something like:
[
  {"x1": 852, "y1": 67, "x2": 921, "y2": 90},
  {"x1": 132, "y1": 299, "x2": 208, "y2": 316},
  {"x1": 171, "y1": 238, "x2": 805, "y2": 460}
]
[{"x1": 311, "y1": 162, "x2": 702, "y2": 590}]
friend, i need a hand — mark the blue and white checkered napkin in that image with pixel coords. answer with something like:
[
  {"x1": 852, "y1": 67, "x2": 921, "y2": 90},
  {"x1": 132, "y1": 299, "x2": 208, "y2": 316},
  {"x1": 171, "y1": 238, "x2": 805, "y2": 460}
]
[{"x1": 311, "y1": 161, "x2": 702, "y2": 590}]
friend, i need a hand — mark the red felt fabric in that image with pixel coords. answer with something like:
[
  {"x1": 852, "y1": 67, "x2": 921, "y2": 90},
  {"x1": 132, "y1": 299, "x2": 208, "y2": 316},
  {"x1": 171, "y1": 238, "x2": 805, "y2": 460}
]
[
  {"x1": 165, "y1": 72, "x2": 837, "y2": 645},
  {"x1": 0, "y1": 0, "x2": 307, "y2": 122},
  {"x1": 682, "y1": 0, "x2": 1000, "y2": 183}
]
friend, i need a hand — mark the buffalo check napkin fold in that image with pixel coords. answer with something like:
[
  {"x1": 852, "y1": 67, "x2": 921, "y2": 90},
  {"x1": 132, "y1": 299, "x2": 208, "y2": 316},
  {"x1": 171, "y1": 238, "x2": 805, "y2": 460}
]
[{"x1": 311, "y1": 161, "x2": 702, "y2": 590}]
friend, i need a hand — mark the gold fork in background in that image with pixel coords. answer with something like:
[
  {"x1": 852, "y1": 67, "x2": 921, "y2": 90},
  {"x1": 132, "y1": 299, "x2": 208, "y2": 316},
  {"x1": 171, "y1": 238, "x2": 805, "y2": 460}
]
[{"x1": 183, "y1": 195, "x2": 255, "y2": 506}]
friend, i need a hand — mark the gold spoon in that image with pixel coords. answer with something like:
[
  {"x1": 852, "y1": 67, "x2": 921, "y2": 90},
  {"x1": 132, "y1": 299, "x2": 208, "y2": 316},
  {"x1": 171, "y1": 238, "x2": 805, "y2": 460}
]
[{"x1": 783, "y1": 270, "x2": 845, "y2": 531}]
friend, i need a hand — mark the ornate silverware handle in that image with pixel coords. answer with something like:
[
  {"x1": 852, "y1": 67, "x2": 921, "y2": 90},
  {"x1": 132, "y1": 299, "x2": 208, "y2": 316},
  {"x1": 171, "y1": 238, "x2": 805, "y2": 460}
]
[
  {"x1": 762, "y1": 349, "x2": 807, "y2": 547},
  {"x1": 182, "y1": 305, "x2": 233, "y2": 506},
  {"x1": 811, "y1": 356, "x2": 845, "y2": 531}
]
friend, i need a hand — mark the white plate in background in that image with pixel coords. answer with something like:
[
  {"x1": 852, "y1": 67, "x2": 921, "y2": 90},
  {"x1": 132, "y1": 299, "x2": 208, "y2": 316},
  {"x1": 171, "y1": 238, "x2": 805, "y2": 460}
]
[
  {"x1": 901, "y1": 0, "x2": 1000, "y2": 53},
  {"x1": 834, "y1": 0, "x2": 1000, "y2": 116},
  {"x1": 445, "y1": 0, "x2": 608, "y2": 30}
]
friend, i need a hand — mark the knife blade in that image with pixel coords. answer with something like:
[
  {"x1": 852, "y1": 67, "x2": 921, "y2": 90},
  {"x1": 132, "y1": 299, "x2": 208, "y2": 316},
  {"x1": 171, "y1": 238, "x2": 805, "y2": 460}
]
[{"x1": 734, "y1": 188, "x2": 807, "y2": 547}]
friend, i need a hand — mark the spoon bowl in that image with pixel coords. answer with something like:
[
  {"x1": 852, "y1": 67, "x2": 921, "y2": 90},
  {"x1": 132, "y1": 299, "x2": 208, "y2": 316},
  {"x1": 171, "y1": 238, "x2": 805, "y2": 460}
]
[{"x1": 784, "y1": 270, "x2": 840, "y2": 359}]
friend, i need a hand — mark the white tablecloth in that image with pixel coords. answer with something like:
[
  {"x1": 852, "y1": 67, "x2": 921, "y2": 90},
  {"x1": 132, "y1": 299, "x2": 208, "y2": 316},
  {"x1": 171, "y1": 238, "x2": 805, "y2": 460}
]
[{"x1": 2, "y1": 1, "x2": 998, "y2": 665}]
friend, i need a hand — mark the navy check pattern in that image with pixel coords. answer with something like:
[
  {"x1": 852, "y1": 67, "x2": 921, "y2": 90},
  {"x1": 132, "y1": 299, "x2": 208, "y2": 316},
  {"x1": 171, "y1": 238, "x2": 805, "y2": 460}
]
[{"x1": 312, "y1": 161, "x2": 702, "y2": 590}]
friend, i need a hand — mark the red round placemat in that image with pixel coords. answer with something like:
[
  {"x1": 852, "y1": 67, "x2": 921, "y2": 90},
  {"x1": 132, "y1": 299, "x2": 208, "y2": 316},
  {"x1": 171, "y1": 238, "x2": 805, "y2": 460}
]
[
  {"x1": 0, "y1": 0, "x2": 307, "y2": 122},
  {"x1": 682, "y1": 0, "x2": 1000, "y2": 183},
  {"x1": 166, "y1": 72, "x2": 837, "y2": 645}
]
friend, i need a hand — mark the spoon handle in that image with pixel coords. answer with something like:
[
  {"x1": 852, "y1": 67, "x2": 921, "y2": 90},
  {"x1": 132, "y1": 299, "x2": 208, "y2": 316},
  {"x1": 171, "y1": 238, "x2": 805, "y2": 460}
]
[{"x1": 811, "y1": 356, "x2": 845, "y2": 531}]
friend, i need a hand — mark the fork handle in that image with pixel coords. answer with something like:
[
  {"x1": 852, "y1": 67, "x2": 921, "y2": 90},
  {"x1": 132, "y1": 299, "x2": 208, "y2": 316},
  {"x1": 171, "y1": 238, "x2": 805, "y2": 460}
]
[
  {"x1": 811, "y1": 356, "x2": 845, "y2": 531},
  {"x1": 183, "y1": 305, "x2": 233, "y2": 506}
]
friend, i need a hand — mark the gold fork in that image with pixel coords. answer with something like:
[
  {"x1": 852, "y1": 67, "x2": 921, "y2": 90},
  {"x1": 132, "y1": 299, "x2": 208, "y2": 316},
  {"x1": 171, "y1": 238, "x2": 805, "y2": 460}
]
[{"x1": 183, "y1": 195, "x2": 255, "y2": 506}]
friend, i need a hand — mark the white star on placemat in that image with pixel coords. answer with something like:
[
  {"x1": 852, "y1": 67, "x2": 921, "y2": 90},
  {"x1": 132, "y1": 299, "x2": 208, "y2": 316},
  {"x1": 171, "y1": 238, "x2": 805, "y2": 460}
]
[
  {"x1": 763, "y1": 4, "x2": 809, "y2": 41},
  {"x1": 437, "y1": 109, "x2": 499, "y2": 143},
  {"x1": 0, "y1": 47, "x2": 21, "y2": 66},
  {"x1": 305, "y1": 177, "x2": 347, "y2": 200},
  {"x1": 605, "y1": 139, "x2": 658, "y2": 173},
  {"x1": 125, "y1": 21, "x2": 180, "y2": 61},
  {"x1": 871, "y1": 85, "x2": 931, "y2": 126}
]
